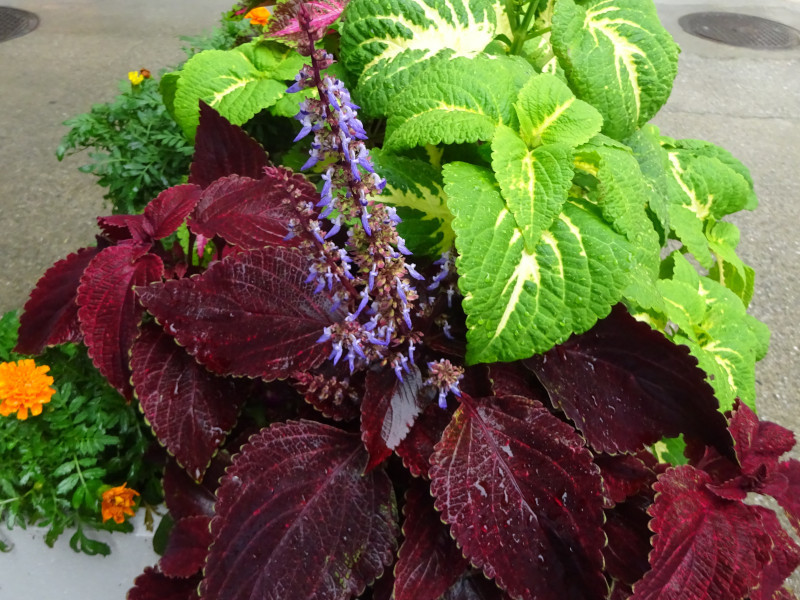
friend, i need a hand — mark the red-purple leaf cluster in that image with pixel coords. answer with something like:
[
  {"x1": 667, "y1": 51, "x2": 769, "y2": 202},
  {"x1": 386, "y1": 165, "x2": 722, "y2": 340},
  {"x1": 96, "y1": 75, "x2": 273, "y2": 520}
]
[{"x1": 19, "y1": 103, "x2": 800, "y2": 600}]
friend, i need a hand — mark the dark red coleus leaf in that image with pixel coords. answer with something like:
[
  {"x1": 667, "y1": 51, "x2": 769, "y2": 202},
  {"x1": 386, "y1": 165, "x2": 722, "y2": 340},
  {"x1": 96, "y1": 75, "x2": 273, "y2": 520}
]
[
  {"x1": 143, "y1": 184, "x2": 204, "y2": 240},
  {"x1": 162, "y1": 459, "x2": 219, "y2": 521},
  {"x1": 748, "y1": 507, "x2": 800, "y2": 600},
  {"x1": 603, "y1": 494, "x2": 653, "y2": 587},
  {"x1": 595, "y1": 452, "x2": 657, "y2": 507},
  {"x1": 442, "y1": 571, "x2": 512, "y2": 600},
  {"x1": 776, "y1": 459, "x2": 800, "y2": 535},
  {"x1": 189, "y1": 102, "x2": 270, "y2": 188},
  {"x1": 159, "y1": 515, "x2": 213, "y2": 579},
  {"x1": 525, "y1": 304, "x2": 734, "y2": 459},
  {"x1": 487, "y1": 362, "x2": 546, "y2": 401},
  {"x1": 16, "y1": 246, "x2": 101, "y2": 354},
  {"x1": 201, "y1": 420, "x2": 398, "y2": 600},
  {"x1": 430, "y1": 394, "x2": 608, "y2": 600},
  {"x1": 77, "y1": 244, "x2": 164, "y2": 400},
  {"x1": 138, "y1": 246, "x2": 344, "y2": 380},
  {"x1": 395, "y1": 400, "x2": 454, "y2": 478},
  {"x1": 362, "y1": 365, "x2": 427, "y2": 472},
  {"x1": 129, "y1": 567, "x2": 201, "y2": 600},
  {"x1": 729, "y1": 402, "x2": 795, "y2": 478},
  {"x1": 631, "y1": 465, "x2": 774, "y2": 600},
  {"x1": 97, "y1": 185, "x2": 202, "y2": 245},
  {"x1": 131, "y1": 322, "x2": 245, "y2": 481},
  {"x1": 394, "y1": 479, "x2": 468, "y2": 600},
  {"x1": 189, "y1": 169, "x2": 314, "y2": 250}
]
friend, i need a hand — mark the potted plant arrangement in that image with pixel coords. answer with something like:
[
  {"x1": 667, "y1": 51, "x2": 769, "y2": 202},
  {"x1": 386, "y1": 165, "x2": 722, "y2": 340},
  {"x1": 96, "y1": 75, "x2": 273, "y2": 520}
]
[{"x1": 3, "y1": 0, "x2": 799, "y2": 598}]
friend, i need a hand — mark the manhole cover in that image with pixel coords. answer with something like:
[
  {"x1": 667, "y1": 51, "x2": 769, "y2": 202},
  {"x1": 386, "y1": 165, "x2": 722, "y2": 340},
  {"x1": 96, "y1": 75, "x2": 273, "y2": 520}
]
[
  {"x1": 0, "y1": 6, "x2": 38, "y2": 43},
  {"x1": 679, "y1": 12, "x2": 800, "y2": 50}
]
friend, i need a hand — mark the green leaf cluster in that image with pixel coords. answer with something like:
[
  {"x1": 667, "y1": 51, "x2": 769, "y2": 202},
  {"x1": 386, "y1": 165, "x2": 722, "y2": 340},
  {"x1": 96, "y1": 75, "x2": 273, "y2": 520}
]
[
  {"x1": 0, "y1": 312, "x2": 161, "y2": 555},
  {"x1": 332, "y1": 0, "x2": 766, "y2": 397},
  {"x1": 56, "y1": 75, "x2": 194, "y2": 215}
]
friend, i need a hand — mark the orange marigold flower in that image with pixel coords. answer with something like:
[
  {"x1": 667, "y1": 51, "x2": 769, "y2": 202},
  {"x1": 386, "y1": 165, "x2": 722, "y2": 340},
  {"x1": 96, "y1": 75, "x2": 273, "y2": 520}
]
[
  {"x1": 0, "y1": 359, "x2": 56, "y2": 420},
  {"x1": 101, "y1": 483, "x2": 140, "y2": 524},
  {"x1": 245, "y1": 7, "x2": 271, "y2": 26}
]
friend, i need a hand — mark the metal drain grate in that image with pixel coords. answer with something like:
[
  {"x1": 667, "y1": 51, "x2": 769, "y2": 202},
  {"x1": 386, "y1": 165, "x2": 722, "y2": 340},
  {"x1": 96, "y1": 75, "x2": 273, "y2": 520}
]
[
  {"x1": 0, "y1": 6, "x2": 38, "y2": 43},
  {"x1": 679, "y1": 12, "x2": 800, "y2": 50}
]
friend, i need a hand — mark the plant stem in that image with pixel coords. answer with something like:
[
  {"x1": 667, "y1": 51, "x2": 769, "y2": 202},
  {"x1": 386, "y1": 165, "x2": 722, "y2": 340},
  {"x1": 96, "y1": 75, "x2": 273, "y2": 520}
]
[{"x1": 510, "y1": 0, "x2": 541, "y2": 55}]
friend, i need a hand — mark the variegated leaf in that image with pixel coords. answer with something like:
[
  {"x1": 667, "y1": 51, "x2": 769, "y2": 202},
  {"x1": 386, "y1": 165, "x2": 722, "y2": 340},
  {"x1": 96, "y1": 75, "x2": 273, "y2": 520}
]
[
  {"x1": 444, "y1": 162, "x2": 632, "y2": 364},
  {"x1": 551, "y1": 0, "x2": 679, "y2": 140},
  {"x1": 340, "y1": 0, "x2": 510, "y2": 115}
]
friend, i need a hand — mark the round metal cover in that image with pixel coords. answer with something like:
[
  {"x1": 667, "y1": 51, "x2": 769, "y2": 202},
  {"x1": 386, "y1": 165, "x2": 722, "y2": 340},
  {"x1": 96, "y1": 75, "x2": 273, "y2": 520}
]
[
  {"x1": 0, "y1": 6, "x2": 38, "y2": 42},
  {"x1": 679, "y1": 12, "x2": 800, "y2": 50}
]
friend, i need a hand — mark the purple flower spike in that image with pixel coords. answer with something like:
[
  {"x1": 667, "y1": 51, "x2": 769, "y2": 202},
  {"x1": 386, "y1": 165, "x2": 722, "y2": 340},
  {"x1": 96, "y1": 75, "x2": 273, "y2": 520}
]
[
  {"x1": 361, "y1": 206, "x2": 372, "y2": 236},
  {"x1": 395, "y1": 277, "x2": 408, "y2": 304},
  {"x1": 330, "y1": 341, "x2": 344, "y2": 365},
  {"x1": 438, "y1": 389, "x2": 448, "y2": 409},
  {"x1": 405, "y1": 263, "x2": 425, "y2": 281},
  {"x1": 396, "y1": 237, "x2": 412, "y2": 256},
  {"x1": 325, "y1": 216, "x2": 342, "y2": 239},
  {"x1": 316, "y1": 326, "x2": 332, "y2": 344}
]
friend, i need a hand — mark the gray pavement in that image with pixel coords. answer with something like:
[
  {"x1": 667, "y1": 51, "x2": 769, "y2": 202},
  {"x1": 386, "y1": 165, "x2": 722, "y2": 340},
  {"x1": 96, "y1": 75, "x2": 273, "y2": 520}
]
[{"x1": 0, "y1": 0, "x2": 799, "y2": 595}]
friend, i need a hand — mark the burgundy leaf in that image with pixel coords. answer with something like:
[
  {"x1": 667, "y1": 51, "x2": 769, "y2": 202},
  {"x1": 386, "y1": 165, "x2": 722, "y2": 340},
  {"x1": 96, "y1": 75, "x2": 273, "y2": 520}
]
[
  {"x1": 595, "y1": 452, "x2": 657, "y2": 507},
  {"x1": 394, "y1": 479, "x2": 468, "y2": 600},
  {"x1": 631, "y1": 465, "x2": 773, "y2": 600},
  {"x1": 729, "y1": 402, "x2": 796, "y2": 475},
  {"x1": 292, "y1": 370, "x2": 362, "y2": 421},
  {"x1": 77, "y1": 244, "x2": 164, "y2": 400},
  {"x1": 776, "y1": 459, "x2": 800, "y2": 535},
  {"x1": 395, "y1": 401, "x2": 453, "y2": 478},
  {"x1": 159, "y1": 515, "x2": 213, "y2": 579},
  {"x1": 138, "y1": 247, "x2": 343, "y2": 380},
  {"x1": 371, "y1": 571, "x2": 394, "y2": 600},
  {"x1": 749, "y1": 507, "x2": 800, "y2": 600},
  {"x1": 442, "y1": 571, "x2": 512, "y2": 600},
  {"x1": 98, "y1": 214, "x2": 146, "y2": 243},
  {"x1": 144, "y1": 184, "x2": 203, "y2": 241},
  {"x1": 609, "y1": 582, "x2": 633, "y2": 600},
  {"x1": 201, "y1": 420, "x2": 398, "y2": 600},
  {"x1": 487, "y1": 362, "x2": 546, "y2": 401},
  {"x1": 131, "y1": 323, "x2": 244, "y2": 481},
  {"x1": 430, "y1": 394, "x2": 607, "y2": 600},
  {"x1": 362, "y1": 365, "x2": 427, "y2": 472},
  {"x1": 189, "y1": 170, "x2": 312, "y2": 249},
  {"x1": 163, "y1": 459, "x2": 219, "y2": 521},
  {"x1": 603, "y1": 495, "x2": 653, "y2": 586},
  {"x1": 525, "y1": 304, "x2": 734, "y2": 459},
  {"x1": 268, "y1": 0, "x2": 349, "y2": 40},
  {"x1": 189, "y1": 102, "x2": 270, "y2": 188},
  {"x1": 16, "y1": 247, "x2": 101, "y2": 354},
  {"x1": 129, "y1": 567, "x2": 200, "y2": 600}
]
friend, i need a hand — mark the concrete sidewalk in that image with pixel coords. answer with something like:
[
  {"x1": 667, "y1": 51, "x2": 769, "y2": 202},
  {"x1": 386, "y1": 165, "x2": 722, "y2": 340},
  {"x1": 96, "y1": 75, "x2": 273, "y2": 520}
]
[{"x1": 0, "y1": 0, "x2": 799, "y2": 595}]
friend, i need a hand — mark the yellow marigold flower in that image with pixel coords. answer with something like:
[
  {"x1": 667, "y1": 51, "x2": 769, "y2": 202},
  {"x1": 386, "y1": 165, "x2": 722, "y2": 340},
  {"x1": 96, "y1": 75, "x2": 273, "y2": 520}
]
[
  {"x1": 245, "y1": 7, "x2": 271, "y2": 26},
  {"x1": 128, "y1": 70, "x2": 144, "y2": 86},
  {"x1": 0, "y1": 359, "x2": 55, "y2": 420},
  {"x1": 101, "y1": 483, "x2": 140, "y2": 524}
]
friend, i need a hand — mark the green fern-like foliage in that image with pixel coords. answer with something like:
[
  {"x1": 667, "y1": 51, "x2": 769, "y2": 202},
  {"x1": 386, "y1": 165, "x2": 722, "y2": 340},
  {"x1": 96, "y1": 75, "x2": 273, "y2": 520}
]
[{"x1": 0, "y1": 311, "x2": 162, "y2": 555}]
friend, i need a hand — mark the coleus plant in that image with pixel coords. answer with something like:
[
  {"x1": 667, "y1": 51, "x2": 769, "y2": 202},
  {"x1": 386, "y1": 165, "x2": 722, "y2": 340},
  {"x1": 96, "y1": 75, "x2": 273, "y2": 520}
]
[{"x1": 14, "y1": 0, "x2": 800, "y2": 598}]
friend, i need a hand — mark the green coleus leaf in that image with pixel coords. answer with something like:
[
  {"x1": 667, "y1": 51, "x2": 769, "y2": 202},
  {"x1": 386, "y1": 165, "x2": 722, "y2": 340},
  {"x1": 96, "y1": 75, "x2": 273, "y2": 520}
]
[
  {"x1": 173, "y1": 41, "x2": 306, "y2": 140},
  {"x1": 370, "y1": 148, "x2": 454, "y2": 256},
  {"x1": 444, "y1": 161, "x2": 632, "y2": 364},
  {"x1": 383, "y1": 54, "x2": 534, "y2": 151},
  {"x1": 624, "y1": 125, "x2": 672, "y2": 241},
  {"x1": 664, "y1": 151, "x2": 755, "y2": 221},
  {"x1": 340, "y1": 0, "x2": 510, "y2": 116},
  {"x1": 705, "y1": 221, "x2": 755, "y2": 306},
  {"x1": 551, "y1": 0, "x2": 679, "y2": 140},
  {"x1": 515, "y1": 73, "x2": 604, "y2": 148},
  {"x1": 574, "y1": 143, "x2": 660, "y2": 272},
  {"x1": 491, "y1": 125, "x2": 573, "y2": 248},
  {"x1": 657, "y1": 253, "x2": 769, "y2": 411}
]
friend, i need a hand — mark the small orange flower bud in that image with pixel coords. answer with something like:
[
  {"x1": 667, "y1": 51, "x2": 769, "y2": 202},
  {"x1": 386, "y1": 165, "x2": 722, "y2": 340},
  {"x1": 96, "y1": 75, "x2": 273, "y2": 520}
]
[{"x1": 101, "y1": 483, "x2": 140, "y2": 524}]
